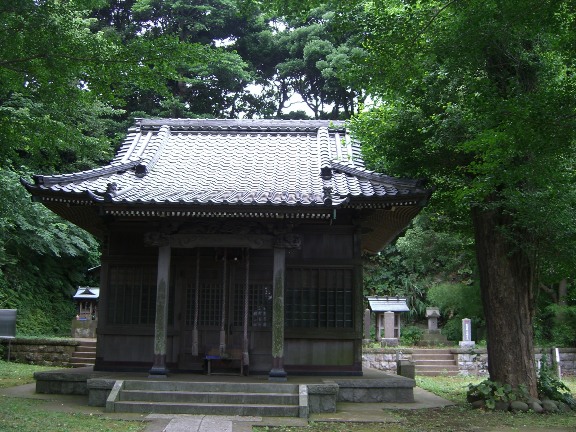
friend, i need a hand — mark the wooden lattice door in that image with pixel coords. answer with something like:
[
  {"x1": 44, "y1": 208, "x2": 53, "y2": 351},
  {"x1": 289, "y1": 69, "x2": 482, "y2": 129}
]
[{"x1": 177, "y1": 248, "x2": 273, "y2": 372}]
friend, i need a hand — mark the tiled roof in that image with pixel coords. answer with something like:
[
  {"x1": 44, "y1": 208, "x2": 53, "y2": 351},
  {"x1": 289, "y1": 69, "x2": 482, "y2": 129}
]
[
  {"x1": 367, "y1": 296, "x2": 410, "y2": 313},
  {"x1": 73, "y1": 287, "x2": 100, "y2": 300},
  {"x1": 22, "y1": 119, "x2": 431, "y2": 251},
  {"x1": 24, "y1": 119, "x2": 427, "y2": 208}
]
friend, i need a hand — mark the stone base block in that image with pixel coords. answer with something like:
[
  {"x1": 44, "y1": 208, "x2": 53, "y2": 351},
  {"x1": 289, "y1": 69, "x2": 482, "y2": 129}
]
[
  {"x1": 71, "y1": 320, "x2": 97, "y2": 338},
  {"x1": 459, "y1": 341, "x2": 476, "y2": 348},
  {"x1": 308, "y1": 382, "x2": 339, "y2": 413},
  {"x1": 34, "y1": 371, "x2": 94, "y2": 395},
  {"x1": 87, "y1": 378, "x2": 116, "y2": 406},
  {"x1": 381, "y1": 338, "x2": 399, "y2": 347},
  {"x1": 397, "y1": 360, "x2": 415, "y2": 379},
  {"x1": 333, "y1": 375, "x2": 415, "y2": 403}
]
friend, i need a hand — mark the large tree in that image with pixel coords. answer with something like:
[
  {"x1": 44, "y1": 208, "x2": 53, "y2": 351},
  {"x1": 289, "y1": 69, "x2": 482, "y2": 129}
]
[
  {"x1": 257, "y1": 0, "x2": 576, "y2": 396},
  {"x1": 0, "y1": 0, "x2": 219, "y2": 171},
  {"x1": 0, "y1": 0, "x2": 225, "y2": 333},
  {"x1": 354, "y1": 1, "x2": 576, "y2": 396}
]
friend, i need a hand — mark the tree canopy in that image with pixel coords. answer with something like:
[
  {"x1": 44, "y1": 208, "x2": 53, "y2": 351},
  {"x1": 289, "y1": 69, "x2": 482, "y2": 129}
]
[
  {"x1": 354, "y1": 0, "x2": 576, "y2": 395},
  {"x1": 0, "y1": 0, "x2": 366, "y2": 334}
]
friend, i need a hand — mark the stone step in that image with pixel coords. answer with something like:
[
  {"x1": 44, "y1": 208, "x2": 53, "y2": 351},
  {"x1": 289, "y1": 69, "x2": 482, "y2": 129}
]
[
  {"x1": 119, "y1": 389, "x2": 298, "y2": 405},
  {"x1": 412, "y1": 353, "x2": 454, "y2": 361},
  {"x1": 69, "y1": 343, "x2": 96, "y2": 367},
  {"x1": 70, "y1": 361, "x2": 94, "y2": 367},
  {"x1": 416, "y1": 364, "x2": 459, "y2": 372},
  {"x1": 411, "y1": 349, "x2": 453, "y2": 355},
  {"x1": 123, "y1": 380, "x2": 299, "y2": 394},
  {"x1": 111, "y1": 400, "x2": 300, "y2": 417},
  {"x1": 76, "y1": 341, "x2": 97, "y2": 347},
  {"x1": 415, "y1": 361, "x2": 457, "y2": 367},
  {"x1": 415, "y1": 363, "x2": 457, "y2": 370},
  {"x1": 108, "y1": 380, "x2": 302, "y2": 417},
  {"x1": 416, "y1": 369, "x2": 460, "y2": 376},
  {"x1": 69, "y1": 361, "x2": 94, "y2": 368},
  {"x1": 73, "y1": 351, "x2": 96, "y2": 359}
]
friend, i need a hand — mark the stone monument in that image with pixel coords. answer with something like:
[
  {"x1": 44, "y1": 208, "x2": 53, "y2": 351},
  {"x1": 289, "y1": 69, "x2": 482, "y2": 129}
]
[
  {"x1": 363, "y1": 308, "x2": 371, "y2": 343},
  {"x1": 426, "y1": 307, "x2": 441, "y2": 333},
  {"x1": 382, "y1": 311, "x2": 398, "y2": 346},
  {"x1": 459, "y1": 318, "x2": 475, "y2": 347}
]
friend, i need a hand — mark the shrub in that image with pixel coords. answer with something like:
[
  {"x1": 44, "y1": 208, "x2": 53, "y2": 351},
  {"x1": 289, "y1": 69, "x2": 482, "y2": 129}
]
[
  {"x1": 538, "y1": 354, "x2": 576, "y2": 408},
  {"x1": 400, "y1": 325, "x2": 424, "y2": 345},
  {"x1": 466, "y1": 380, "x2": 528, "y2": 409}
]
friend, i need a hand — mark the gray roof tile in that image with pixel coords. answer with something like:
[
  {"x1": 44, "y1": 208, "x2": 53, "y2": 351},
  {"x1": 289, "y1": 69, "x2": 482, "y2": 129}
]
[{"x1": 25, "y1": 119, "x2": 428, "y2": 208}]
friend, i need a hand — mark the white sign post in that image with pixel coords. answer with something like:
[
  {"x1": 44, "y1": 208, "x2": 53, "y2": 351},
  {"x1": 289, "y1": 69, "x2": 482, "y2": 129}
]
[{"x1": 459, "y1": 318, "x2": 475, "y2": 348}]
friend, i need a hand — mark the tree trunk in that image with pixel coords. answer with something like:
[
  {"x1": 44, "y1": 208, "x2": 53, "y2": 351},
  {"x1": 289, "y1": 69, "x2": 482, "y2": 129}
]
[
  {"x1": 558, "y1": 278, "x2": 568, "y2": 306},
  {"x1": 471, "y1": 205, "x2": 537, "y2": 397}
]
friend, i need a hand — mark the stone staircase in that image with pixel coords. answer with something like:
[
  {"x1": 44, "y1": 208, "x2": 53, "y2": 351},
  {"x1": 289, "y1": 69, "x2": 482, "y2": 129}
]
[
  {"x1": 69, "y1": 340, "x2": 96, "y2": 368},
  {"x1": 106, "y1": 380, "x2": 303, "y2": 417},
  {"x1": 412, "y1": 348, "x2": 459, "y2": 376}
]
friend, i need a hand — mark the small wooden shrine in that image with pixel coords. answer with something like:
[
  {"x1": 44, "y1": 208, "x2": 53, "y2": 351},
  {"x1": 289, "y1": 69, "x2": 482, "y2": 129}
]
[
  {"x1": 73, "y1": 286, "x2": 99, "y2": 320},
  {"x1": 367, "y1": 296, "x2": 410, "y2": 344}
]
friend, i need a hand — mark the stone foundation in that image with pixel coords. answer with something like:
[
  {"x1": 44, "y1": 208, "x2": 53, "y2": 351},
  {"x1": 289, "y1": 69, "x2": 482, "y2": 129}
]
[
  {"x1": 0, "y1": 338, "x2": 79, "y2": 367},
  {"x1": 35, "y1": 370, "x2": 96, "y2": 395},
  {"x1": 333, "y1": 375, "x2": 415, "y2": 403},
  {"x1": 307, "y1": 382, "x2": 339, "y2": 413},
  {"x1": 71, "y1": 320, "x2": 97, "y2": 338},
  {"x1": 87, "y1": 378, "x2": 116, "y2": 406},
  {"x1": 362, "y1": 347, "x2": 576, "y2": 376},
  {"x1": 361, "y1": 348, "x2": 413, "y2": 373}
]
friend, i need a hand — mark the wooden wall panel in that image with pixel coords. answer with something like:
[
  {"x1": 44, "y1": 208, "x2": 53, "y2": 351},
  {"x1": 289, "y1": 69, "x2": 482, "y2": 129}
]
[{"x1": 284, "y1": 339, "x2": 354, "y2": 365}]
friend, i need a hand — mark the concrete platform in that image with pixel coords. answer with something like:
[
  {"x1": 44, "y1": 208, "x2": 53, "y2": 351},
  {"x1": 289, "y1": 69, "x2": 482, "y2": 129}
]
[
  {"x1": 3, "y1": 366, "x2": 458, "y2": 431},
  {"x1": 0, "y1": 380, "x2": 454, "y2": 432},
  {"x1": 33, "y1": 366, "x2": 417, "y2": 410}
]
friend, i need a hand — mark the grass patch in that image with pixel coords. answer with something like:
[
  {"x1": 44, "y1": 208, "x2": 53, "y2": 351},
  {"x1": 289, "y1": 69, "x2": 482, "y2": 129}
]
[
  {"x1": 0, "y1": 360, "x2": 62, "y2": 388},
  {"x1": 416, "y1": 375, "x2": 483, "y2": 403},
  {"x1": 255, "y1": 424, "x2": 405, "y2": 432},
  {"x1": 2, "y1": 360, "x2": 576, "y2": 432},
  {"x1": 0, "y1": 361, "x2": 146, "y2": 432},
  {"x1": 0, "y1": 397, "x2": 145, "y2": 432},
  {"x1": 255, "y1": 375, "x2": 576, "y2": 432}
]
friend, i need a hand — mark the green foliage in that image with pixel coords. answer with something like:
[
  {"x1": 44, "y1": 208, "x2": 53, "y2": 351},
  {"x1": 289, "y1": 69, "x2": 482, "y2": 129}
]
[
  {"x1": 349, "y1": 0, "x2": 576, "y2": 276},
  {"x1": 342, "y1": 0, "x2": 576, "y2": 394},
  {"x1": 363, "y1": 212, "x2": 476, "y2": 322},
  {"x1": 427, "y1": 283, "x2": 482, "y2": 320},
  {"x1": 535, "y1": 283, "x2": 576, "y2": 347},
  {"x1": 399, "y1": 325, "x2": 423, "y2": 346},
  {"x1": 548, "y1": 305, "x2": 576, "y2": 347},
  {"x1": 427, "y1": 282, "x2": 484, "y2": 341},
  {"x1": 0, "y1": 169, "x2": 98, "y2": 336},
  {"x1": 538, "y1": 355, "x2": 576, "y2": 408},
  {"x1": 467, "y1": 380, "x2": 528, "y2": 410},
  {"x1": 438, "y1": 319, "x2": 462, "y2": 342}
]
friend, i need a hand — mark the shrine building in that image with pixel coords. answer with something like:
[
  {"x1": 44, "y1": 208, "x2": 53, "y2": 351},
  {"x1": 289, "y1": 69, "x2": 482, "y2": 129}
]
[{"x1": 21, "y1": 119, "x2": 430, "y2": 380}]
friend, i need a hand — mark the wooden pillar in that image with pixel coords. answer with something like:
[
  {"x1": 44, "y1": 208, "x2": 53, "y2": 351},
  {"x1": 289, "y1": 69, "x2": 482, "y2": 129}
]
[
  {"x1": 219, "y1": 249, "x2": 228, "y2": 355},
  {"x1": 191, "y1": 249, "x2": 200, "y2": 356},
  {"x1": 269, "y1": 246, "x2": 287, "y2": 381},
  {"x1": 242, "y1": 249, "x2": 250, "y2": 370},
  {"x1": 149, "y1": 244, "x2": 171, "y2": 377}
]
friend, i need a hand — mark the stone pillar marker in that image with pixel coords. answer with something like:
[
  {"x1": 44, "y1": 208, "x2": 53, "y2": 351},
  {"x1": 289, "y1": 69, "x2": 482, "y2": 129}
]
[
  {"x1": 382, "y1": 311, "x2": 398, "y2": 346},
  {"x1": 363, "y1": 308, "x2": 371, "y2": 342},
  {"x1": 426, "y1": 307, "x2": 441, "y2": 333},
  {"x1": 459, "y1": 317, "x2": 475, "y2": 348},
  {"x1": 149, "y1": 244, "x2": 171, "y2": 377}
]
